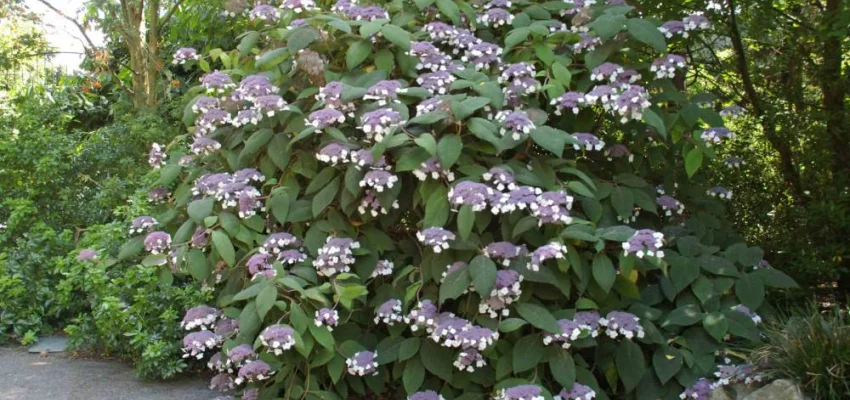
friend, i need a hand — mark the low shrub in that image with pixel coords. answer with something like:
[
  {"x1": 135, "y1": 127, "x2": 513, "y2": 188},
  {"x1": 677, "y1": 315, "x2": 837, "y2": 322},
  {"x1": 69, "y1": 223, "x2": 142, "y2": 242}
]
[
  {"x1": 749, "y1": 305, "x2": 850, "y2": 400},
  {"x1": 124, "y1": 0, "x2": 800, "y2": 399}
]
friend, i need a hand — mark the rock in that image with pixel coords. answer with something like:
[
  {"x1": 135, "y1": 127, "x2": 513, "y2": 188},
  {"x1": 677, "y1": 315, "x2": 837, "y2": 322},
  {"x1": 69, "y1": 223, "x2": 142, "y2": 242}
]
[
  {"x1": 742, "y1": 380, "x2": 805, "y2": 400},
  {"x1": 710, "y1": 387, "x2": 734, "y2": 400},
  {"x1": 27, "y1": 336, "x2": 69, "y2": 353}
]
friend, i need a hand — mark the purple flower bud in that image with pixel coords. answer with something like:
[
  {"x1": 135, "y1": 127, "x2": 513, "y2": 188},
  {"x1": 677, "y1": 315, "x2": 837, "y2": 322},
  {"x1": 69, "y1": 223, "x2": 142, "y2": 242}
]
[
  {"x1": 192, "y1": 96, "x2": 219, "y2": 113},
  {"x1": 462, "y1": 42, "x2": 503, "y2": 70},
  {"x1": 448, "y1": 181, "x2": 496, "y2": 212},
  {"x1": 458, "y1": 326, "x2": 499, "y2": 351},
  {"x1": 707, "y1": 186, "x2": 732, "y2": 199},
  {"x1": 482, "y1": 167, "x2": 516, "y2": 191},
  {"x1": 215, "y1": 318, "x2": 239, "y2": 338},
  {"x1": 209, "y1": 373, "x2": 234, "y2": 391},
  {"x1": 651, "y1": 54, "x2": 687, "y2": 79},
  {"x1": 145, "y1": 231, "x2": 172, "y2": 254},
  {"x1": 701, "y1": 127, "x2": 734, "y2": 145},
  {"x1": 182, "y1": 330, "x2": 219, "y2": 359},
  {"x1": 247, "y1": 253, "x2": 276, "y2": 280},
  {"x1": 720, "y1": 105, "x2": 745, "y2": 119},
  {"x1": 149, "y1": 143, "x2": 166, "y2": 169},
  {"x1": 249, "y1": 4, "x2": 280, "y2": 22},
  {"x1": 76, "y1": 249, "x2": 98, "y2": 261},
  {"x1": 600, "y1": 311, "x2": 645, "y2": 339},
  {"x1": 424, "y1": 22, "x2": 457, "y2": 43},
  {"x1": 279, "y1": 0, "x2": 318, "y2": 13},
  {"x1": 416, "y1": 71, "x2": 455, "y2": 94},
  {"x1": 316, "y1": 81, "x2": 356, "y2": 113},
  {"x1": 316, "y1": 142, "x2": 351, "y2": 165},
  {"x1": 555, "y1": 383, "x2": 596, "y2": 400},
  {"x1": 409, "y1": 41, "x2": 452, "y2": 71},
  {"x1": 417, "y1": 228, "x2": 455, "y2": 253},
  {"x1": 347, "y1": 5, "x2": 389, "y2": 21},
  {"x1": 496, "y1": 110, "x2": 535, "y2": 140},
  {"x1": 331, "y1": 0, "x2": 356, "y2": 15},
  {"x1": 531, "y1": 242, "x2": 568, "y2": 271},
  {"x1": 683, "y1": 14, "x2": 711, "y2": 31},
  {"x1": 416, "y1": 97, "x2": 444, "y2": 116},
  {"x1": 235, "y1": 360, "x2": 273, "y2": 385},
  {"x1": 590, "y1": 62, "x2": 625, "y2": 83},
  {"x1": 477, "y1": 8, "x2": 514, "y2": 27},
  {"x1": 606, "y1": 144, "x2": 633, "y2": 162},
  {"x1": 484, "y1": 241, "x2": 526, "y2": 266},
  {"x1": 196, "y1": 108, "x2": 230, "y2": 132},
  {"x1": 173, "y1": 47, "x2": 200, "y2": 64},
  {"x1": 479, "y1": 269, "x2": 522, "y2": 317},
  {"x1": 614, "y1": 85, "x2": 652, "y2": 123},
  {"x1": 454, "y1": 348, "x2": 486, "y2": 372},
  {"x1": 551, "y1": 91, "x2": 587, "y2": 116},
  {"x1": 314, "y1": 237, "x2": 360, "y2": 277},
  {"x1": 572, "y1": 133, "x2": 605, "y2": 151},
  {"x1": 201, "y1": 71, "x2": 235, "y2": 94},
  {"x1": 375, "y1": 299, "x2": 404, "y2": 325},
  {"x1": 574, "y1": 311, "x2": 601, "y2": 333},
  {"x1": 623, "y1": 229, "x2": 665, "y2": 258},
  {"x1": 429, "y1": 313, "x2": 471, "y2": 346},
  {"x1": 495, "y1": 385, "x2": 544, "y2": 400},
  {"x1": 680, "y1": 378, "x2": 712, "y2": 400},
  {"x1": 148, "y1": 187, "x2": 170, "y2": 204},
  {"x1": 227, "y1": 344, "x2": 255, "y2": 367},
  {"x1": 261, "y1": 232, "x2": 302, "y2": 255},
  {"x1": 182, "y1": 305, "x2": 220, "y2": 330},
  {"x1": 237, "y1": 188, "x2": 263, "y2": 218},
  {"x1": 347, "y1": 351, "x2": 379, "y2": 376},
  {"x1": 372, "y1": 259, "x2": 394, "y2": 277},
  {"x1": 450, "y1": 29, "x2": 483, "y2": 53},
  {"x1": 279, "y1": 249, "x2": 307, "y2": 265},
  {"x1": 659, "y1": 20, "x2": 687, "y2": 38},
  {"x1": 544, "y1": 318, "x2": 583, "y2": 348},
  {"x1": 409, "y1": 390, "x2": 446, "y2": 400},
  {"x1": 231, "y1": 109, "x2": 262, "y2": 127},
  {"x1": 364, "y1": 80, "x2": 406, "y2": 105},
  {"x1": 360, "y1": 170, "x2": 399, "y2": 193},
  {"x1": 531, "y1": 190, "x2": 574, "y2": 225},
  {"x1": 254, "y1": 94, "x2": 289, "y2": 116},
  {"x1": 232, "y1": 75, "x2": 278, "y2": 102},
  {"x1": 494, "y1": 186, "x2": 540, "y2": 214},
  {"x1": 358, "y1": 189, "x2": 399, "y2": 217},
  {"x1": 413, "y1": 157, "x2": 455, "y2": 182},
  {"x1": 657, "y1": 195, "x2": 685, "y2": 216},
  {"x1": 499, "y1": 62, "x2": 535, "y2": 83},
  {"x1": 584, "y1": 85, "x2": 617, "y2": 108},
  {"x1": 233, "y1": 168, "x2": 264, "y2": 184},
  {"x1": 405, "y1": 300, "x2": 439, "y2": 331},
  {"x1": 315, "y1": 308, "x2": 339, "y2": 330},
  {"x1": 573, "y1": 33, "x2": 601, "y2": 53},
  {"x1": 130, "y1": 216, "x2": 158, "y2": 234},
  {"x1": 359, "y1": 108, "x2": 404, "y2": 142},
  {"x1": 260, "y1": 325, "x2": 296, "y2": 354},
  {"x1": 191, "y1": 136, "x2": 222, "y2": 155}
]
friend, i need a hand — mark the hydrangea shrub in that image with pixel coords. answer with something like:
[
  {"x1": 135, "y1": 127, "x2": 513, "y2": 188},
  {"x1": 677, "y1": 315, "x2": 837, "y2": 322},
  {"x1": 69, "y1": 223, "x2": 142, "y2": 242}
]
[{"x1": 123, "y1": 0, "x2": 800, "y2": 399}]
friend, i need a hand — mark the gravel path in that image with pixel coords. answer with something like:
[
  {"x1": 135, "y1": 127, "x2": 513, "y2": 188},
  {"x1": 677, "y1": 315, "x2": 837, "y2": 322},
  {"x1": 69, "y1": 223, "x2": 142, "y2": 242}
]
[{"x1": 0, "y1": 347, "x2": 216, "y2": 400}]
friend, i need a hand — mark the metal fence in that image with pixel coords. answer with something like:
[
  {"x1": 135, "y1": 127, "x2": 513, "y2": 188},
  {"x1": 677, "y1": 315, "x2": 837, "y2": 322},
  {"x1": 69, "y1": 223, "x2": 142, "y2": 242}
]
[{"x1": 0, "y1": 51, "x2": 81, "y2": 91}]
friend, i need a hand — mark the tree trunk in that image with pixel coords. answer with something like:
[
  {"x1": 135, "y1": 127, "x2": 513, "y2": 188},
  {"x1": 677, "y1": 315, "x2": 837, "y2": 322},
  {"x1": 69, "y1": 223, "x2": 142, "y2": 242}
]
[
  {"x1": 145, "y1": 0, "x2": 160, "y2": 108},
  {"x1": 726, "y1": 0, "x2": 806, "y2": 201},
  {"x1": 822, "y1": 0, "x2": 849, "y2": 187}
]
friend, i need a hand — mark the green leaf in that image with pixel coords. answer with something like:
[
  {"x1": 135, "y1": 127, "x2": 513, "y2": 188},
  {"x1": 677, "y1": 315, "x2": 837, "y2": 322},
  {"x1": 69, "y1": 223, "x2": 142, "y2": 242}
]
[
  {"x1": 403, "y1": 358, "x2": 426, "y2": 394},
  {"x1": 375, "y1": 48, "x2": 394, "y2": 71},
  {"x1": 398, "y1": 338, "x2": 421, "y2": 362},
  {"x1": 188, "y1": 249, "x2": 210, "y2": 281},
  {"x1": 652, "y1": 347, "x2": 682, "y2": 384},
  {"x1": 142, "y1": 254, "x2": 167, "y2": 267},
  {"x1": 437, "y1": 135, "x2": 463, "y2": 168},
  {"x1": 414, "y1": 133, "x2": 438, "y2": 156},
  {"x1": 702, "y1": 312, "x2": 728, "y2": 341},
  {"x1": 423, "y1": 185, "x2": 450, "y2": 227},
  {"x1": 589, "y1": 14, "x2": 626, "y2": 39},
  {"x1": 512, "y1": 334, "x2": 545, "y2": 373},
  {"x1": 212, "y1": 230, "x2": 236, "y2": 266},
  {"x1": 615, "y1": 339, "x2": 646, "y2": 392},
  {"x1": 254, "y1": 47, "x2": 288, "y2": 70},
  {"x1": 469, "y1": 255, "x2": 497, "y2": 296},
  {"x1": 664, "y1": 304, "x2": 703, "y2": 326},
  {"x1": 312, "y1": 177, "x2": 340, "y2": 217},
  {"x1": 346, "y1": 40, "x2": 372, "y2": 70},
  {"x1": 592, "y1": 253, "x2": 616, "y2": 293},
  {"x1": 504, "y1": 27, "x2": 530, "y2": 51},
  {"x1": 269, "y1": 191, "x2": 291, "y2": 224},
  {"x1": 414, "y1": 0, "x2": 435, "y2": 9},
  {"x1": 611, "y1": 186, "x2": 635, "y2": 218},
  {"x1": 457, "y1": 204, "x2": 475, "y2": 240},
  {"x1": 420, "y1": 341, "x2": 453, "y2": 381},
  {"x1": 643, "y1": 109, "x2": 667, "y2": 138},
  {"x1": 187, "y1": 197, "x2": 214, "y2": 223},
  {"x1": 515, "y1": 303, "x2": 561, "y2": 333},
  {"x1": 551, "y1": 62, "x2": 572, "y2": 87},
  {"x1": 498, "y1": 318, "x2": 528, "y2": 333},
  {"x1": 256, "y1": 284, "x2": 277, "y2": 320},
  {"x1": 530, "y1": 126, "x2": 565, "y2": 157},
  {"x1": 753, "y1": 268, "x2": 798, "y2": 289},
  {"x1": 550, "y1": 349, "x2": 576, "y2": 388},
  {"x1": 381, "y1": 25, "x2": 411, "y2": 51},
  {"x1": 626, "y1": 19, "x2": 666, "y2": 52},
  {"x1": 328, "y1": 19, "x2": 352, "y2": 34},
  {"x1": 435, "y1": 0, "x2": 460, "y2": 24},
  {"x1": 287, "y1": 28, "x2": 319, "y2": 52},
  {"x1": 671, "y1": 258, "x2": 700, "y2": 291},
  {"x1": 471, "y1": 82, "x2": 505, "y2": 110},
  {"x1": 735, "y1": 273, "x2": 765, "y2": 309},
  {"x1": 233, "y1": 283, "x2": 264, "y2": 301},
  {"x1": 118, "y1": 236, "x2": 145, "y2": 260},
  {"x1": 685, "y1": 148, "x2": 703, "y2": 177},
  {"x1": 408, "y1": 111, "x2": 449, "y2": 125},
  {"x1": 439, "y1": 262, "x2": 470, "y2": 303}
]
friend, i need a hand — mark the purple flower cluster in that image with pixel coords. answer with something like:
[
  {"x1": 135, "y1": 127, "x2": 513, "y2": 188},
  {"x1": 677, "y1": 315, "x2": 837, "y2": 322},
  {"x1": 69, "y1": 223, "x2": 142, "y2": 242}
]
[
  {"x1": 484, "y1": 241, "x2": 526, "y2": 267},
  {"x1": 148, "y1": 143, "x2": 166, "y2": 168},
  {"x1": 201, "y1": 71, "x2": 235, "y2": 94},
  {"x1": 679, "y1": 378, "x2": 712, "y2": 400},
  {"x1": 364, "y1": 80, "x2": 406, "y2": 105},
  {"x1": 479, "y1": 269, "x2": 523, "y2": 317},
  {"x1": 732, "y1": 304, "x2": 762, "y2": 324},
  {"x1": 76, "y1": 249, "x2": 98, "y2": 261},
  {"x1": 555, "y1": 383, "x2": 597, "y2": 400},
  {"x1": 359, "y1": 108, "x2": 404, "y2": 142},
  {"x1": 657, "y1": 195, "x2": 685, "y2": 216},
  {"x1": 574, "y1": 33, "x2": 602, "y2": 53},
  {"x1": 496, "y1": 110, "x2": 535, "y2": 140},
  {"x1": 249, "y1": 4, "x2": 280, "y2": 22},
  {"x1": 707, "y1": 186, "x2": 732, "y2": 199},
  {"x1": 701, "y1": 127, "x2": 734, "y2": 145},
  {"x1": 346, "y1": 350, "x2": 379, "y2": 376},
  {"x1": 405, "y1": 300, "x2": 439, "y2": 332},
  {"x1": 313, "y1": 237, "x2": 360, "y2": 277},
  {"x1": 182, "y1": 330, "x2": 219, "y2": 359},
  {"x1": 623, "y1": 229, "x2": 665, "y2": 258},
  {"x1": 315, "y1": 308, "x2": 339, "y2": 330},
  {"x1": 449, "y1": 181, "x2": 497, "y2": 212},
  {"x1": 260, "y1": 324, "x2": 296, "y2": 355},
  {"x1": 461, "y1": 42, "x2": 503, "y2": 70},
  {"x1": 181, "y1": 305, "x2": 221, "y2": 330},
  {"x1": 191, "y1": 136, "x2": 222, "y2": 155},
  {"x1": 316, "y1": 81, "x2": 356, "y2": 114},
  {"x1": 358, "y1": 189, "x2": 399, "y2": 217},
  {"x1": 234, "y1": 360, "x2": 273, "y2": 385},
  {"x1": 130, "y1": 216, "x2": 157, "y2": 235},
  {"x1": 144, "y1": 231, "x2": 172, "y2": 254},
  {"x1": 173, "y1": 47, "x2": 200, "y2": 64},
  {"x1": 414, "y1": 157, "x2": 455, "y2": 182},
  {"x1": 315, "y1": 142, "x2": 350, "y2": 165},
  {"x1": 409, "y1": 391, "x2": 446, "y2": 400},
  {"x1": 531, "y1": 190, "x2": 574, "y2": 225},
  {"x1": 530, "y1": 242, "x2": 568, "y2": 271},
  {"x1": 280, "y1": 0, "x2": 318, "y2": 13},
  {"x1": 247, "y1": 253, "x2": 276, "y2": 280},
  {"x1": 651, "y1": 54, "x2": 687, "y2": 79},
  {"x1": 359, "y1": 170, "x2": 399, "y2": 193},
  {"x1": 495, "y1": 385, "x2": 545, "y2": 400},
  {"x1": 600, "y1": 311, "x2": 645, "y2": 339},
  {"x1": 477, "y1": 8, "x2": 514, "y2": 27},
  {"x1": 720, "y1": 105, "x2": 745, "y2": 119},
  {"x1": 371, "y1": 259, "x2": 394, "y2": 277},
  {"x1": 417, "y1": 228, "x2": 456, "y2": 252},
  {"x1": 606, "y1": 144, "x2": 633, "y2": 162},
  {"x1": 374, "y1": 299, "x2": 404, "y2": 325}
]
